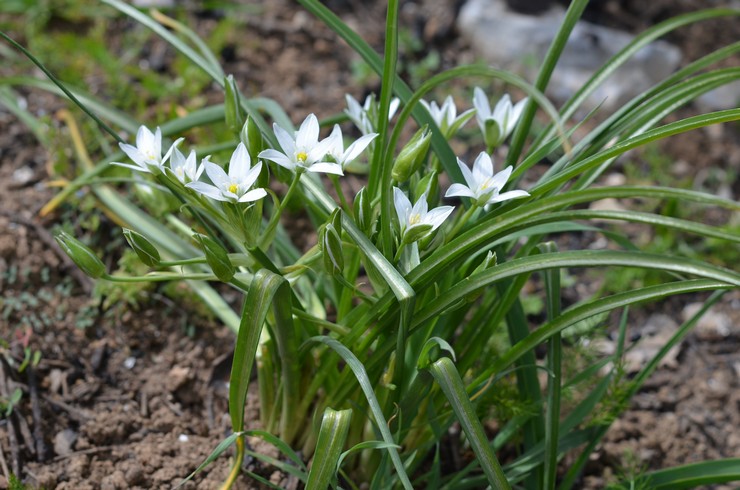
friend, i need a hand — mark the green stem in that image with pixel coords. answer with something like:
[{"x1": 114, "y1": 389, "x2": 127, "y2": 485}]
[
  {"x1": 218, "y1": 434, "x2": 245, "y2": 490},
  {"x1": 259, "y1": 171, "x2": 302, "y2": 249},
  {"x1": 330, "y1": 174, "x2": 350, "y2": 212},
  {"x1": 445, "y1": 204, "x2": 478, "y2": 244},
  {"x1": 102, "y1": 272, "x2": 214, "y2": 282}
]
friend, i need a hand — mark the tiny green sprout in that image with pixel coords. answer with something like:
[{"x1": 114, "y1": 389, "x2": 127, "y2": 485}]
[
  {"x1": 122, "y1": 228, "x2": 161, "y2": 267},
  {"x1": 194, "y1": 234, "x2": 235, "y2": 282},
  {"x1": 54, "y1": 231, "x2": 105, "y2": 279},
  {"x1": 392, "y1": 124, "x2": 431, "y2": 183}
]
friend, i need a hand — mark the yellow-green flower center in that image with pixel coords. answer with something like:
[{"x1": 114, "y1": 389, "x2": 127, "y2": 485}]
[
  {"x1": 296, "y1": 151, "x2": 308, "y2": 163},
  {"x1": 228, "y1": 184, "x2": 238, "y2": 194},
  {"x1": 408, "y1": 213, "x2": 422, "y2": 225}
]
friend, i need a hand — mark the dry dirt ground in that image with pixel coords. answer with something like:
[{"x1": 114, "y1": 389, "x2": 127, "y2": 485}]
[{"x1": 0, "y1": 0, "x2": 738, "y2": 488}]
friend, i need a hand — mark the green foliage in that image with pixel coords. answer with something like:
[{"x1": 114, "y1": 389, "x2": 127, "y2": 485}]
[{"x1": 2, "y1": 2, "x2": 739, "y2": 490}]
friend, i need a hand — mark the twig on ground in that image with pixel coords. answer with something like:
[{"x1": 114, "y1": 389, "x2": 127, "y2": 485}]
[
  {"x1": 0, "y1": 362, "x2": 22, "y2": 478},
  {"x1": 26, "y1": 367, "x2": 49, "y2": 462}
]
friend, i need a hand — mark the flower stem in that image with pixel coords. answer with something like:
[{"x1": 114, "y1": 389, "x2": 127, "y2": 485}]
[
  {"x1": 101, "y1": 272, "x2": 215, "y2": 282},
  {"x1": 330, "y1": 174, "x2": 350, "y2": 213},
  {"x1": 218, "y1": 434, "x2": 245, "y2": 490},
  {"x1": 445, "y1": 204, "x2": 478, "y2": 244},
  {"x1": 259, "y1": 172, "x2": 301, "y2": 249}
]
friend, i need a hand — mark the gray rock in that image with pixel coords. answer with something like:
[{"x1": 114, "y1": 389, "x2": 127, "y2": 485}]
[
  {"x1": 458, "y1": 0, "x2": 684, "y2": 112},
  {"x1": 54, "y1": 428, "x2": 78, "y2": 456}
]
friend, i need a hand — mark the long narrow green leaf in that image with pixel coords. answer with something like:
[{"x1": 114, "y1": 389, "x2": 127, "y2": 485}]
[
  {"x1": 473, "y1": 280, "x2": 729, "y2": 391},
  {"x1": 635, "y1": 458, "x2": 740, "y2": 489},
  {"x1": 306, "y1": 408, "x2": 352, "y2": 490},
  {"x1": 427, "y1": 357, "x2": 511, "y2": 490},
  {"x1": 413, "y1": 250, "x2": 739, "y2": 331},
  {"x1": 101, "y1": 0, "x2": 222, "y2": 81},
  {"x1": 534, "y1": 109, "x2": 740, "y2": 196},
  {"x1": 174, "y1": 432, "x2": 242, "y2": 488},
  {"x1": 539, "y1": 243, "x2": 561, "y2": 490},
  {"x1": 508, "y1": 0, "x2": 588, "y2": 163},
  {"x1": 306, "y1": 336, "x2": 413, "y2": 490}
]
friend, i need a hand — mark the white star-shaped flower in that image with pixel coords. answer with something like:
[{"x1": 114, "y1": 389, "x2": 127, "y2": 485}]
[
  {"x1": 324, "y1": 125, "x2": 378, "y2": 169},
  {"x1": 420, "y1": 95, "x2": 473, "y2": 135},
  {"x1": 445, "y1": 152, "x2": 529, "y2": 206},
  {"x1": 394, "y1": 187, "x2": 454, "y2": 244},
  {"x1": 473, "y1": 87, "x2": 527, "y2": 149},
  {"x1": 344, "y1": 94, "x2": 400, "y2": 135},
  {"x1": 258, "y1": 114, "x2": 341, "y2": 175},
  {"x1": 168, "y1": 147, "x2": 204, "y2": 184},
  {"x1": 186, "y1": 143, "x2": 266, "y2": 203},
  {"x1": 113, "y1": 125, "x2": 183, "y2": 174}
]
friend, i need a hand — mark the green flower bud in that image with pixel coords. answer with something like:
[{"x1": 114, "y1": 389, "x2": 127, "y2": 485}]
[
  {"x1": 414, "y1": 170, "x2": 439, "y2": 207},
  {"x1": 320, "y1": 223, "x2": 344, "y2": 275},
  {"x1": 483, "y1": 119, "x2": 503, "y2": 150},
  {"x1": 194, "y1": 234, "x2": 234, "y2": 282},
  {"x1": 329, "y1": 208, "x2": 343, "y2": 235},
  {"x1": 54, "y1": 231, "x2": 105, "y2": 279},
  {"x1": 224, "y1": 74, "x2": 243, "y2": 137},
  {"x1": 402, "y1": 223, "x2": 433, "y2": 245},
  {"x1": 353, "y1": 187, "x2": 374, "y2": 235},
  {"x1": 122, "y1": 228, "x2": 160, "y2": 267},
  {"x1": 392, "y1": 124, "x2": 431, "y2": 183},
  {"x1": 240, "y1": 115, "x2": 265, "y2": 165}
]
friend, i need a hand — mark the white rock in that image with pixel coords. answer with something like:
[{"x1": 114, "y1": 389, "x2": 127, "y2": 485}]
[{"x1": 458, "y1": 0, "x2": 683, "y2": 112}]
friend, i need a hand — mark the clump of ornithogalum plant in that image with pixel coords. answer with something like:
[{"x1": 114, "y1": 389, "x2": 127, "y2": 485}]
[{"x1": 44, "y1": 3, "x2": 740, "y2": 489}]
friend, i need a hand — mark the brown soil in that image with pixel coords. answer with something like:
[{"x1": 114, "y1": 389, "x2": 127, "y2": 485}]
[{"x1": 0, "y1": 1, "x2": 738, "y2": 489}]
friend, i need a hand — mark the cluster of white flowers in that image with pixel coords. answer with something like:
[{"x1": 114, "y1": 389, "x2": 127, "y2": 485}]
[
  {"x1": 113, "y1": 114, "x2": 377, "y2": 204},
  {"x1": 113, "y1": 87, "x2": 528, "y2": 250}
]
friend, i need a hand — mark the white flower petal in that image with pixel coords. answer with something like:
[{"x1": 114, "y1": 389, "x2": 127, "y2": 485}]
[
  {"x1": 342, "y1": 133, "x2": 377, "y2": 164},
  {"x1": 204, "y1": 161, "x2": 230, "y2": 188},
  {"x1": 326, "y1": 124, "x2": 344, "y2": 159},
  {"x1": 186, "y1": 181, "x2": 228, "y2": 201},
  {"x1": 489, "y1": 165, "x2": 513, "y2": 191},
  {"x1": 162, "y1": 137, "x2": 184, "y2": 164},
  {"x1": 393, "y1": 187, "x2": 412, "y2": 226},
  {"x1": 259, "y1": 149, "x2": 296, "y2": 170},
  {"x1": 296, "y1": 114, "x2": 320, "y2": 149},
  {"x1": 273, "y1": 123, "x2": 296, "y2": 156},
  {"x1": 111, "y1": 161, "x2": 150, "y2": 173},
  {"x1": 306, "y1": 162, "x2": 344, "y2": 176},
  {"x1": 445, "y1": 183, "x2": 475, "y2": 199},
  {"x1": 241, "y1": 162, "x2": 263, "y2": 190},
  {"x1": 424, "y1": 206, "x2": 454, "y2": 230},
  {"x1": 411, "y1": 193, "x2": 429, "y2": 219},
  {"x1": 488, "y1": 190, "x2": 530, "y2": 204},
  {"x1": 238, "y1": 188, "x2": 268, "y2": 203},
  {"x1": 119, "y1": 143, "x2": 147, "y2": 169},
  {"x1": 472, "y1": 152, "x2": 494, "y2": 183},
  {"x1": 473, "y1": 87, "x2": 490, "y2": 119},
  {"x1": 153, "y1": 127, "x2": 163, "y2": 160},
  {"x1": 229, "y1": 143, "x2": 251, "y2": 180}
]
